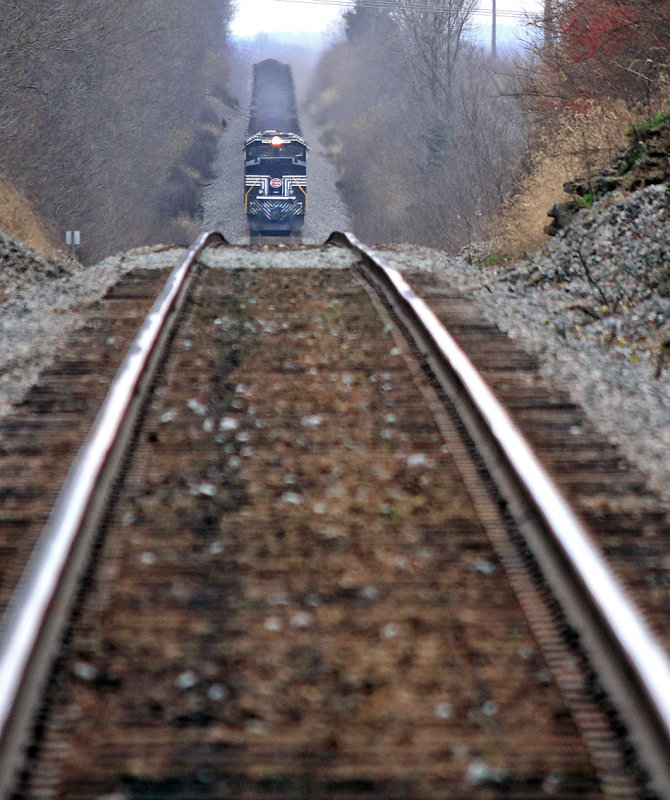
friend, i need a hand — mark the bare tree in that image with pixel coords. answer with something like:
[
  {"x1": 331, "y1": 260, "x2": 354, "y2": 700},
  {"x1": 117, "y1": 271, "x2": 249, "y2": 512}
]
[
  {"x1": 308, "y1": 10, "x2": 526, "y2": 252},
  {"x1": 523, "y1": 0, "x2": 670, "y2": 110},
  {"x1": 395, "y1": 0, "x2": 479, "y2": 108},
  {"x1": 0, "y1": 0, "x2": 234, "y2": 261}
]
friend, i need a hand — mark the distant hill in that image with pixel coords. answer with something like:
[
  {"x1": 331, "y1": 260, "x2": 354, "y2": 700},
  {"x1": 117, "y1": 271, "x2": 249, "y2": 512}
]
[
  {"x1": 234, "y1": 23, "x2": 531, "y2": 58},
  {"x1": 232, "y1": 31, "x2": 334, "y2": 53}
]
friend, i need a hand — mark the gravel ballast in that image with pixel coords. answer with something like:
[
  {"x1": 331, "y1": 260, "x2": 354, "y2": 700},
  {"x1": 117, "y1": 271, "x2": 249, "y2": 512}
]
[
  {"x1": 1, "y1": 125, "x2": 668, "y2": 510},
  {"x1": 378, "y1": 184, "x2": 670, "y2": 505},
  {"x1": 0, "y1": 243, "x2": 186, "y2": 417}
]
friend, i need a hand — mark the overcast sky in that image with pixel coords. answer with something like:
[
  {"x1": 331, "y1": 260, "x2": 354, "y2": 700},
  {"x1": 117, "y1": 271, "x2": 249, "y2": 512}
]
[
  {"x1": 230, "y1": 0, "x2": 540, "y2": 38},
  {"x1": 231, "y1": 0, "x2": 349, "y2": 37}
]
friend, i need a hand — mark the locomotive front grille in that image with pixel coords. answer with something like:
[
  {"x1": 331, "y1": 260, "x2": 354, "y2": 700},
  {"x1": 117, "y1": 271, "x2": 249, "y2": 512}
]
[
  {"x1": 248, "y1": 199, "x2": 304, "y2": 219},
  {"x1": 245, "y1": 175, "x2": 305, "y2": 195}
]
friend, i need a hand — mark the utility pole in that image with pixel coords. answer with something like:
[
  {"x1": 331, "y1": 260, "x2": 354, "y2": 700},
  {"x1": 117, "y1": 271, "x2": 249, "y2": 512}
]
[{"x1": 491, "y1": 0, "x2": 497, "y2": 58}]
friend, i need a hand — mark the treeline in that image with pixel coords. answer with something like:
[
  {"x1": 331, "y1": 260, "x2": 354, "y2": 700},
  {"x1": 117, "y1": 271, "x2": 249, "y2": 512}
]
[
  {"x1": 0, "y1": 0, "x2": 234, "y2": 263},
  {"x1": 308, "y1": 0, "x2": 670, "y2": 253},
  {"x1": 307, "y1": 3, "x2": 525, "y2": 250},
  {"x1": 529, "y1": 0, "x2": 670, "y2": 110},
  {"x1": 507, "y1": 0, "x2": 670, "y2": 254}
]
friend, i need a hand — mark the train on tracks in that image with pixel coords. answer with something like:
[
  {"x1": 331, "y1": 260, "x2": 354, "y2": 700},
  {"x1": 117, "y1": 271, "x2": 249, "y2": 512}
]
[{"x1": 244, "y1": 59, "x2": 307, "y2": 241}]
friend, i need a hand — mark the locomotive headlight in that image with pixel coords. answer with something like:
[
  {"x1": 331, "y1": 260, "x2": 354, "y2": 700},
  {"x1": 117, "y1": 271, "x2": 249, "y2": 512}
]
[{"x1": 270, "y1": 135, "x2": 284, "y2": 146}]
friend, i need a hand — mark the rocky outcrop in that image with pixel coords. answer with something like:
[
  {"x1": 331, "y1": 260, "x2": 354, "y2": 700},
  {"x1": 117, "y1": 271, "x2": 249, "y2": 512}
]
[
  {"x1": 546, "y1": 112, "x2": 670, "y2": 235},
  {"x1": 544, "y1": 200, "x2": 583, "y2": 236}
]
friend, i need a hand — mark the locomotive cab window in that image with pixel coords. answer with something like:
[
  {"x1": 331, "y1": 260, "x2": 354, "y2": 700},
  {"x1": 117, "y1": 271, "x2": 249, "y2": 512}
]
[{"x1": 246, "y1": 143, "x2": 305, "y2": 160}]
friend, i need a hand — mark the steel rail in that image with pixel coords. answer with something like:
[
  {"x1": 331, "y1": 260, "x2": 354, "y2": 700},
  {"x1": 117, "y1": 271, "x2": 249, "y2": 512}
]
[
  {"x1": 0, "y1": 230, "x2": 227, "y2": 799},
  {"x1": 329, "y1": 230, "x2": 670, "y2": 797}
]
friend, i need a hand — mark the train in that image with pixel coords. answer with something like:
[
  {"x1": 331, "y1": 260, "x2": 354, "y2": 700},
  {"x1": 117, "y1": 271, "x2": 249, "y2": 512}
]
[{"x1": 244, "y1": 59, "x2": 307, "y2": 241}]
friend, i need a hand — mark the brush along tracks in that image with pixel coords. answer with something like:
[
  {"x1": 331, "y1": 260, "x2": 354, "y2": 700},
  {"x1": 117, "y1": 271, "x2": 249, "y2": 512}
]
[{"x1": 0, "y1": 236, "x2": 669, "y2": 799}]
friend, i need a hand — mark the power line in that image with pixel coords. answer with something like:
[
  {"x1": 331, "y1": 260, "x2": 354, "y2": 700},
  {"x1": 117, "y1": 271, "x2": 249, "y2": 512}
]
[{"x1": 271, "y1": 0, "x2": 533, "y2": 18}]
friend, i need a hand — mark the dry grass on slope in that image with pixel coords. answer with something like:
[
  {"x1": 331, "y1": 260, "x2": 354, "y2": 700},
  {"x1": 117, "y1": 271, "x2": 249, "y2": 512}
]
[
  {"x1": 492, "y1": 103, "x2": 636, "y2": 262},
  {"x1": 0, "y1": 171, "x2": 65, "y2": 259}
]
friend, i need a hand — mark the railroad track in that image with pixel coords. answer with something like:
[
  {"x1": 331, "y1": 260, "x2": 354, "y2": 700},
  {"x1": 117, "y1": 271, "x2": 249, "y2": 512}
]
[{"x1": 1, "y1": 232, "x2": 669, "y2": 799}]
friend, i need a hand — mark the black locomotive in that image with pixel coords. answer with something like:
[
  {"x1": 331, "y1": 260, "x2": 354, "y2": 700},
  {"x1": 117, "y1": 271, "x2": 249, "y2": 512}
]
[{"x1": 244, "y1": 59, "x2": 307, "y2": 240}]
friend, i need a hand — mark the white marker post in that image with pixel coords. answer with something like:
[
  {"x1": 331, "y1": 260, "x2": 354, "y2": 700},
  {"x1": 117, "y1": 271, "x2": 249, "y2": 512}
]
[{"x1": 65, "y1": 230, "x2": 80, "y2": 259}]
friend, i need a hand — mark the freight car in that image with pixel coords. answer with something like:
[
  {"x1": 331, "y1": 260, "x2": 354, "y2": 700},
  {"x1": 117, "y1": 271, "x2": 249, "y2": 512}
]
[{"x1": 244, "y1": 59, "x2": 307, "y2": 241}]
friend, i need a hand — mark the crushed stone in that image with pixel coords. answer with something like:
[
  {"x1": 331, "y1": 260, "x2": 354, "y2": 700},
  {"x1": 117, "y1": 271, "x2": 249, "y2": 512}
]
[
  {"x1": 377, "y1": 184, "x2": 670, "y2": 506},
  {"x1": 1, "y1": 142, "x2": 668, "y2": 514},
  {"x1": 0, "y1": 241, "x2": 185, "y2": 417}
]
